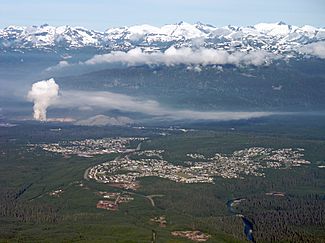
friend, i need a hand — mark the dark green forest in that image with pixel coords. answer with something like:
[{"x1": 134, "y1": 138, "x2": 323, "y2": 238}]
[{"x1": 0, "y1": 120, "x2": 324, "y2": 242}]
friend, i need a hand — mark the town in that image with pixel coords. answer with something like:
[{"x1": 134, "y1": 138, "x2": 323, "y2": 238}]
[
  {"x1": 30, "y1": 138, "x2": 311, "y2": 186},
  {"x1": 30, "y1": 137, "x2": 146, "y2": 157},
  {"x1": 86, "y1": 147, "x2": 310, "y2": 188}
]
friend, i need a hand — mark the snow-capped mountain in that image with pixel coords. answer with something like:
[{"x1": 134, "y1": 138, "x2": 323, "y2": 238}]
[
  {"x1": 0, "y1": 24, "x2": 103, "y2": 49},
  {"x1": 1, "y1": 22, "x2": 325, "y2": 56}
]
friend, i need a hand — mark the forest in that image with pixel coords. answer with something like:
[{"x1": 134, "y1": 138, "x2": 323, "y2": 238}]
[{"x1": 0, "y1": 121, "x2": 324, "y2": 242}]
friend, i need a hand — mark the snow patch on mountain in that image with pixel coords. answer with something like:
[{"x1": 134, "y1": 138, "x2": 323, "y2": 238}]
[{"x1": 1, "y1": 22, "x2": 325, "y2": 60}]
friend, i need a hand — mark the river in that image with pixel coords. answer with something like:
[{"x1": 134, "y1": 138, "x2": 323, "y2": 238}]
[{"x1": 226, "y1": 199, "x2": 255, "y2": 243}]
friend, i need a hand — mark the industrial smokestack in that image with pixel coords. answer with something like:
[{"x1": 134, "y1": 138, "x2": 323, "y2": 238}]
[{"x1": 27, "y1": 78, "x2": 59, "y2": 121}]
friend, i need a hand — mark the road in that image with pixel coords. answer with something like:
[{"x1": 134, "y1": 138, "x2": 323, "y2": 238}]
[
  {"x1": 83, "y1": 142, "x2": 142, "y2": 181},
  {"x1": 145, "y1": 194, "x2": 165, "y2": 207}
]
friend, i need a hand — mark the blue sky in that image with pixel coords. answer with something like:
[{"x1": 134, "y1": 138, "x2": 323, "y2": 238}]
[{"x1": 0, "y1": 0, "x2": 324, "y2": 30}]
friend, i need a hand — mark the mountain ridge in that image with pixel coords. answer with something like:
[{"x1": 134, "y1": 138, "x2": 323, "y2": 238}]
[{"x1": 1, "y1": 22, "x2": 325, "y2": 58}]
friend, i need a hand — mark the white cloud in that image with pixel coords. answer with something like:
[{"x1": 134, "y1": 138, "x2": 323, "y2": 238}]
[
  {"x1": 300, "y1": 41, "x2": 325, "y2": 59},
  {"x1": 26, "y1": 79, "x2": 276, "y2": 121},
  {"x1": 48, "y1": 47, "x2": 278, "y2": 72},
  {"x1": 84, "y1": 47, "x2": 275, "y2": 67},
  {"x1": 57, "y1": 60, "x2": 70, "y2": 67},
  {"x1": 75, "y1": 115, "x2": 133, "y2": 126},
  {"x1": 52, "y1": 90, "x2": 274, "y2": 121},
  {"x1": 46, "y1": 60, "x2": 69, "y2": 72},
  {"x1": 54, "y1": 90, "x2": 161, "y2": 115}
]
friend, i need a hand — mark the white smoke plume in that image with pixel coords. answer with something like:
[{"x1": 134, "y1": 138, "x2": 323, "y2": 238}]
[{"x1": 27, "y1": 78, "x2": 59, "y2": 121}]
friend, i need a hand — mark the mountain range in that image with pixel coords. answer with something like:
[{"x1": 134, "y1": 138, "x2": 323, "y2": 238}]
[
  {"x1": 1, "y1": 22, "x2": 324, "y2": 58},
  {"x1": 1, "y1": 22, "x2": 325, "y2": 121}
]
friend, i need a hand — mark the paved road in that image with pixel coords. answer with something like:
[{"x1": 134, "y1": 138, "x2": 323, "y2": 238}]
[
  {"x1": 83, "y1": 166, "x2": 91, "y2": 180},
  {"x1": 145, "y1": 194, "x2": 165, "y2": 207},
  {"x1": 83, "y1": 141, "x2": 142, "y2": 181}
]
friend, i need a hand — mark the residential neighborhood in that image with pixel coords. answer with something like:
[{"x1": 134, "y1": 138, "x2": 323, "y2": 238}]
[
  {"x1": 86, "y1": 147, "x2": 310, "y2": 188},
  {"x1": 31, "y1": 137, "x2": 147, "y2": 157}
]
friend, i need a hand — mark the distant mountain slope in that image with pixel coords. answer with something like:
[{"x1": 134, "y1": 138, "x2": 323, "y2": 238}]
[
  {"x1": 1, "y1": 22, "x2": 325, "y2": 57},
  {"x1": 1, "y1": 22, "x2": 325, "y2": 119},
  {"x1": 56, "y1": 59, "x2": 325, "y2": 112}
]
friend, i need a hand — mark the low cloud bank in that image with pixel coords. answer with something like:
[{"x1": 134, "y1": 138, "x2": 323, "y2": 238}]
[
  {"x1": 47, "y1": 47, "x2": 278, "y2": 73},
  {"x1": 55, "y1": 90, "x2": 162, "y2": 116},
  {"x1": 75, "y1": 115, "x2": 133, "y2": 126},
  {"x1": 300, "y1": 41, "x2": 325, "y2": 59},
  {"x1": 53, "y1": 90, "x2": 274, "y2": 121},
  {"x1": 27, "y1": 78, "x2": 59, "y2": 121},
  {"x1": 27, "y1": 79, "x2": 275, "y2": 122},
  {"x1": 85, "y1": 47, "x2": 275, "y2": 67}
]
